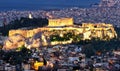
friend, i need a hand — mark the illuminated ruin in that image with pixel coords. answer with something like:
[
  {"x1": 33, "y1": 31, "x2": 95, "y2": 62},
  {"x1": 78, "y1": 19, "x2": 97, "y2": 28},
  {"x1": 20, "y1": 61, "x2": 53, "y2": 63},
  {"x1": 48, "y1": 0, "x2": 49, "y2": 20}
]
[
  {"x1": 48, "y1": 18, "x2": 73, "y2": 26},
  {"x1": 3, "y1": 18, "x2": 117, "y2": 50}
]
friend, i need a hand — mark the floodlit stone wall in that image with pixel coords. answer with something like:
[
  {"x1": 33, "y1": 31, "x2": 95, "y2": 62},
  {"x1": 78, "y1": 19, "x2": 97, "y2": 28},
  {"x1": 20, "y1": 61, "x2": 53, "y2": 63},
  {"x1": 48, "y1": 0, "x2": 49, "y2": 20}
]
[
  {"x1": 5, "y1": 23, "x2": 117, "y2": 50},
  {"x1": 9, "y1": 30, "x2": 27, "y2": 37},
  {"x1": 48, "y1": 18, "x2": 73, "y2": 26},
  {"x1": 4, "y1": 18, "x2": 117, "y2": 50}
]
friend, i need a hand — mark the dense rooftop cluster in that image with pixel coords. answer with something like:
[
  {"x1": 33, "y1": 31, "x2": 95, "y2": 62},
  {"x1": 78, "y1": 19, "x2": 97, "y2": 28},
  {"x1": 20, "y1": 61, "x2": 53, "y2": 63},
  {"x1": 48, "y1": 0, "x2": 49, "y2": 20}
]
[
  {"x1": 0, "y1": 44, "x2": 120, "y2": 71},
  {"x1": 99, "y1": 0, "x2": 120, "y2": 7},
  {"x1": 0, "y1": 6, "x2": 120, "y2": 27},
  {"x1": 0, "y1": 0, "x2": 120, "y2": 71}
]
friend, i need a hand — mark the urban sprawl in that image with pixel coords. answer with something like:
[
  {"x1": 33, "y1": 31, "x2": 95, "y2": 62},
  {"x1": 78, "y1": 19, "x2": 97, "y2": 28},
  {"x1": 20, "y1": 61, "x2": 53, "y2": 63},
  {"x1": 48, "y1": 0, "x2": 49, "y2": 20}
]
[{"x1": 0, "y1": 0, "x2": 120, "y2": 71}]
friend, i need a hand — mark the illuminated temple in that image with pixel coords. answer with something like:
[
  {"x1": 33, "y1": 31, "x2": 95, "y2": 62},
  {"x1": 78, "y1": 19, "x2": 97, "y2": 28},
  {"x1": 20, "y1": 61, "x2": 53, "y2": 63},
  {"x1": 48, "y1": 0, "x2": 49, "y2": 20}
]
[
  {"x1": 48, "y1": 18, "x2": 73, "y2": 26},
  {"x1": 3, "y1": 18, "x2": 117, "y2": 50}
]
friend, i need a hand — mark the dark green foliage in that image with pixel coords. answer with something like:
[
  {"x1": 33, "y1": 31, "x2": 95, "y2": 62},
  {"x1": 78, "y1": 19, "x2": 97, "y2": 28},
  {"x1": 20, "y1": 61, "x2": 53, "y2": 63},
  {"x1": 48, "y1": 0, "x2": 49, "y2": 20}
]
[
  {"x1": 2, "y1": 46, "x2": 32, "y2": 65},
  {"x1": 50, "y1": 30, "x2": 83, "y2": 42},
  {"x1": 81, "y1": 38, "x2": 120, "y2": 57},
  {"x1": 0, "y1": 17, "x2": 48, "y2": 36},
  {"x1": 50, "y1": 34, "x2": 71, "y2": 41},
  {"x1": 115, "y1": 27, "x2": 120, "y2": 37},
  {"x1": 50, "y1": 32, "x2": 74, "y2": 41},
  {"x1": 78, "y1": 27, "x2": 120, "y2": 57},
  {"x1": 72, "y1": 34, "x2": 83, "y2": 42}
]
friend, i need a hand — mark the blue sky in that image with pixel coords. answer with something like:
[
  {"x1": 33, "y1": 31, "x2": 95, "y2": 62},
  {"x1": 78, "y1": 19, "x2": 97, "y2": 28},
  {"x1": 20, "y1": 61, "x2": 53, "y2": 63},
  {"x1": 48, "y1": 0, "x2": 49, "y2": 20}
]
[
  {"x1": 0, "y1": 0, "x2": 100, "y2": 5},
  {"x1": 0, "y1": 0, "x2": 100, "y2": 10}
]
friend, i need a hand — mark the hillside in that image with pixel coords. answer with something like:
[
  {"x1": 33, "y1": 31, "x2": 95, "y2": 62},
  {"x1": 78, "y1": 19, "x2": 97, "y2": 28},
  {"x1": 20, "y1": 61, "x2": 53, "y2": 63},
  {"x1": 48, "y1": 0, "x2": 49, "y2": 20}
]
[
  {"x1": 0, "y1": 17, "x2": 48, "y2": 36},
  {"x1": 99, "y1": 0, "x2": 120, "y2": 7}
]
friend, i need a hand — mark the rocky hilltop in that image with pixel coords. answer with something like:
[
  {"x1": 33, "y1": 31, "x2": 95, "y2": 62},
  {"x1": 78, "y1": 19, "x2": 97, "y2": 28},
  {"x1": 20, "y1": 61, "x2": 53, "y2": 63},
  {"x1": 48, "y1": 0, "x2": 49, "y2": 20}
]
[{"x1": 3, "y1": 18, "x2": 117, "y2": 50}]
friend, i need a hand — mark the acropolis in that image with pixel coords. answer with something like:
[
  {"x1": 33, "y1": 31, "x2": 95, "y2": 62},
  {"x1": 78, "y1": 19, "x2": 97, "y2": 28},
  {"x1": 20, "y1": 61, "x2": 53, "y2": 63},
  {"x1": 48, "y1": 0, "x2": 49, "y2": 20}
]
[{"x1": 3, "y1": 18, "x2": 117, "y2": 50}]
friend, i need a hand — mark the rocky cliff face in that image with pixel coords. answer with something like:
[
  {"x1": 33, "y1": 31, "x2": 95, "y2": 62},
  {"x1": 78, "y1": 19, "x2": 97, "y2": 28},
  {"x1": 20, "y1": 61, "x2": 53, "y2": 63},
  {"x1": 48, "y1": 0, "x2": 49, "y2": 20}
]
[
  {"x1": 3, "y1": 34, "x2": 25, "y2": 50},
  {"x1": 3, "y1": 23, "x2": 117, "y2": 50}
]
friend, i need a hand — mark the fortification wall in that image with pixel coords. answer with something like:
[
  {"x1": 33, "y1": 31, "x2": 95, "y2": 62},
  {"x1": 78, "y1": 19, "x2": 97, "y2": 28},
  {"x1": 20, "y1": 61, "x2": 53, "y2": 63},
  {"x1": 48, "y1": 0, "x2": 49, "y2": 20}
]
[
  {"x1": 9, "y1": 23, "x2": 117, "y2": 39},
  {"x1": 9, "y1": 30, "x2": 27, "y2": 37},
  {"x1": 6, "y1": 21, "x2": 117, "y2": 50}
]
